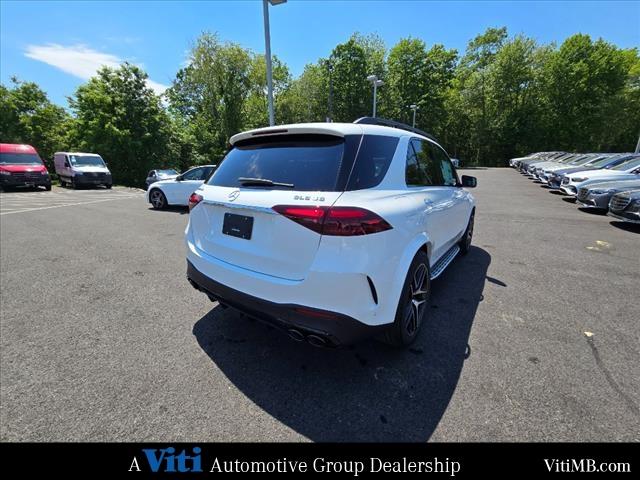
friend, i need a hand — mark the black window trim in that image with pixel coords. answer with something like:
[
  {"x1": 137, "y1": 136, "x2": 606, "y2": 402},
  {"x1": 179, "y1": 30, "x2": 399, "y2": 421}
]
[{"x1": 405, "y1": 139, "x2": 425, "y2": 189}]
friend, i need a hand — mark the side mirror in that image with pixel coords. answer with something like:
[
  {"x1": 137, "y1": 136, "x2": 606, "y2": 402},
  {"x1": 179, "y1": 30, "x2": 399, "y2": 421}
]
[
  {"x1": 460, "y1": 175, "x2": 477, "y2": 188},
  {"x1": 176, "y1": 175, "x2": 183, "y2": 182},
  {"x1": 64, "y1": 160, "x2": 70, "y2": 168}
]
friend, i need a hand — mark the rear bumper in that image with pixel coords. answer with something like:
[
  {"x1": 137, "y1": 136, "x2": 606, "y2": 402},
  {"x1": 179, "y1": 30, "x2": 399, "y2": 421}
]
[{"x1": 187, "y1": 260, "x2": 382, "y2": 346}]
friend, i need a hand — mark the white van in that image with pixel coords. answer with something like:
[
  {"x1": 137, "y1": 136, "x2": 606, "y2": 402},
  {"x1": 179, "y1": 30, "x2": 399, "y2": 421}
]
[{"x1": 54, "y1": 152, "x2": 112, "y2": 189}]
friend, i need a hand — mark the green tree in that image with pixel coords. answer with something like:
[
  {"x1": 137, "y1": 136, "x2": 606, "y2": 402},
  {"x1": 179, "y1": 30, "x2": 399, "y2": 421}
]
[
  {"x1": 541, "y1": 34, "x2": 633, "y2": 151},
  {"x1": 483, "y1": 36, "x2": 551, "y2": 164},
  {"x1": 454, "y1": 27, "x2": 508, "y2": 164},
  {"x1": 244, "y1": 54, "x2": 291, "y2": 129},
  {"x1": 68, "y1": 63, "x2": 172, "y2": 186},
  {"x1": 167, "y1": 33, "x2": 254, "y2": 164},
  {"x1": 0, "y1": 77, "x2": 70, "y2": 167},
  {"x1": 385, "y1": 39, "x2": 457, "y2": 134},
  {"x1": 328, "y1": 37, "x2": 370, "y2": 121},
  {"x1": 279, "y1": 63, "x2": 328, "y2": 123},
  {"x1": 385, "y1": 38, "x2": 430, "y2": 123},
  {"x1": 595, "y1": 48, "x2": 640, "y2": 151}
]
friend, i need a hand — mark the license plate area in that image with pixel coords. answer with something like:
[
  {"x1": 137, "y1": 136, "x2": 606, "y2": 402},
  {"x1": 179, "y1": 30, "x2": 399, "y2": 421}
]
[{"x1": 222, "y1": 213, "x2": 253, "y2": 240}]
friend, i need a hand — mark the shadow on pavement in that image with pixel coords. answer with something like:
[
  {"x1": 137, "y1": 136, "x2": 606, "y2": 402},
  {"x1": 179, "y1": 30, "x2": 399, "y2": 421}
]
[
  {"x1": 147, "y1": 206, "x2": 189, "y2": 215},
  {"x1": 192, "y1": 246, "x2": 491, "y2": 441},
  {"x1": 577, "y1": 207, "x2": 607, "y2": 216},
  {"x1": 609, "y1": 221, "x2": 640, "y2": 234}
]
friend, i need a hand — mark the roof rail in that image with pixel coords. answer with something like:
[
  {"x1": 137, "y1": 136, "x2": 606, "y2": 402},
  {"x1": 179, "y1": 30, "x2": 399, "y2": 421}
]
[{"x1": 353, "y1": 117, "x2": 436, "y2": 141}]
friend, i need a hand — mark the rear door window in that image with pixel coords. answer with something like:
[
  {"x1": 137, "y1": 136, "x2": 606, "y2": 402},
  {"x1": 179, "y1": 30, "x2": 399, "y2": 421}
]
[{"x1": 209, "y1": 134, "x2": 355, "y2": 191}]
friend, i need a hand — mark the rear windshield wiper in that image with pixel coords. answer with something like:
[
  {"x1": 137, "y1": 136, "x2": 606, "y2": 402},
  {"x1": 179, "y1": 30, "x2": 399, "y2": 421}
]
[{"x1": 238, "y1": 177, "x2": 295, "y2": 188}]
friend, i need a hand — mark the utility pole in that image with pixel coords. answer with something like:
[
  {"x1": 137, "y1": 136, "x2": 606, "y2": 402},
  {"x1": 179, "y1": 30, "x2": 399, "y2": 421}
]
[
  {"x1": 366, "y1": 75, "x2": 384, "y2": 118},
  {"x1": 262, "y1": 0, "x2": 286, "y2": 126},
  {"x1": 409, "y1": 104, "x2": 418, "y2": 128},
  {"x1": 327, "y1": 61, "x2": 334, "y2": 122}
]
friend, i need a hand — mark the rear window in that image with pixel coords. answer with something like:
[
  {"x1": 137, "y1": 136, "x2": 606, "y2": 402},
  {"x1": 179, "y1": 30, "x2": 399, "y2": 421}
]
[
  {"x1": 0, "y1": 153, "x2": 43, "y2": 165},
  {"x1": 209, "y1": 134, "x2": 354, "y2": 191},
  {"x1": 209, "y1": 133, "x2": 400, "y2": 192}
]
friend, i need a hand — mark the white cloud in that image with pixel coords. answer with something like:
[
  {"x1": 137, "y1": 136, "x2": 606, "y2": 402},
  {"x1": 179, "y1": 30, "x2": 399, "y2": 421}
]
[
  {"x1": 24, "y1": 43, "x2": 168, "y2": 95},
  {"x1": 146, "y1": 79, "x2": 170, "y2": 96}
]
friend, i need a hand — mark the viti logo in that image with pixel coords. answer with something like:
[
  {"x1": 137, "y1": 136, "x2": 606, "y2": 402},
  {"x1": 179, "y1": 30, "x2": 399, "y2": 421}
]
[{"x1": 129, "y1": 446, "x2": 203, "y2": 473}]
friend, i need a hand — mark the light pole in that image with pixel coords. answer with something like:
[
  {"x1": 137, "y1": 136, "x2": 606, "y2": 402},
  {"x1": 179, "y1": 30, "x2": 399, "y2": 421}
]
[
  {"x1": 366, "y1": 74, "x2": 383, "y2": 117},
  {"x1": 409, "y1": 104, "x2": 418, "y2": 128},
  {"x1": 326, "y1": 60, "x2": 334, "y2": 122},
  {"x1": 262, "y1": 0, "x2": 286, "y2": 126}
]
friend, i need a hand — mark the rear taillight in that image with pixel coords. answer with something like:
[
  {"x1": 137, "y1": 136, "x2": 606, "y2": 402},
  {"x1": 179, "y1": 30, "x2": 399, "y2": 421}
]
[
  {"x1": 188, "y1": 193, "x2": 203, "y2": 211},
  {"x1": 272, "y1": 205, "x2": 392, "y2": 236}
]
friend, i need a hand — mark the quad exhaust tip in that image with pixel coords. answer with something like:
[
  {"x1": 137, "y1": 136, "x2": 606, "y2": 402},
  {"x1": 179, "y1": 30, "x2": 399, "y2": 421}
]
[
  {"x1": 306, "y1": 334, "x2": 328, "y2": 348},
  {"x1": 287, "y1": 329, "x2": 329, "y2": 347},
  {"x1": 287, "y1": 329, "x2": 305, "y2": 342}
]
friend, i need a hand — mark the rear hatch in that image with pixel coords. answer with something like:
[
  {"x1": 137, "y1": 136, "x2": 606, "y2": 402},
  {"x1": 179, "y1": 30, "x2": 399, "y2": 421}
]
[{"x1": 190, "y1": 133, "x2": 360, "y2": 281}]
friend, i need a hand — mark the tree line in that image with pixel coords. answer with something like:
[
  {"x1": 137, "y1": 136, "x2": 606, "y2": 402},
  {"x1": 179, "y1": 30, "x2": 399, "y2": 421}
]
[{"x1": 1, "y1": 27, "x2": 638, "y2": 186}]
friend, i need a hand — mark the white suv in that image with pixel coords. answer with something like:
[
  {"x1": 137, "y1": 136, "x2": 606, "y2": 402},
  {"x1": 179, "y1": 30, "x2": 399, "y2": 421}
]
[{"x1": 185, "y1": 118, "x2": 477, "y2": 347}]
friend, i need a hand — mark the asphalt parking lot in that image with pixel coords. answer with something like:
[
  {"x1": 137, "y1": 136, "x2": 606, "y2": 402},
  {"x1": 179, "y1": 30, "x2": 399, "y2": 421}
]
[{"x1": 1, "y1": 171, "x2": 638, "y2": 442}]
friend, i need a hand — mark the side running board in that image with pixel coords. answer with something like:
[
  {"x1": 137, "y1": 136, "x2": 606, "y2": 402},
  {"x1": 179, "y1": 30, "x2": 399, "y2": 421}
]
[{"x1": 430, "y1": 244, "x2": 460, "y2": 280}]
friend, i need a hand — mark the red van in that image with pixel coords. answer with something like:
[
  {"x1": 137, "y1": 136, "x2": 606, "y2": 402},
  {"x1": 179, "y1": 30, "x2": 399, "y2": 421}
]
[{"x1": 0, "y1": 143, "x2": 51, "y2": 191}]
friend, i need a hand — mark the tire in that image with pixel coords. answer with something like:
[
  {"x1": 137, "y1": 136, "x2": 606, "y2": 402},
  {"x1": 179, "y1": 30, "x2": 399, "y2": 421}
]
[
  {"x1": 105, "y1": 184, "x2": 112, "y2": 189},
  {"x1": 458, "y1": 210, "x2": 475, "y2": 255},
  {"x1": 72, "y1": 178, "x2": 77, "y2": 189},
  {"x1": 380, "y1": 250, "x2": 431, "y2": 347},
  {"x1": 45, "y1": 184, "x2": 52, "y2": 191},
  {"x1": 149, "y1": 188, "x2": 167, "y2": 210}
]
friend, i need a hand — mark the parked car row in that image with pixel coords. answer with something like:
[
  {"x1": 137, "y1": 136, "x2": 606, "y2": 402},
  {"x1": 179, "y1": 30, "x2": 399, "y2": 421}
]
[
  {"x1": 510, "y1": 151, "x2": 640, "y2": 224},
  {"x1": 0, "y1": 142, "x2": 195, "y2": 193},
  {"x1": 0, "y1": 143, "x2": 114, "y2": 190}
]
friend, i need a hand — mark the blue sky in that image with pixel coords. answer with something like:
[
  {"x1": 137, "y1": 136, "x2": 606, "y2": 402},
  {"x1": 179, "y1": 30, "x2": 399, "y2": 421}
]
[{"x1": 1, "y1": 0, "x2": 639, "y2": 106}]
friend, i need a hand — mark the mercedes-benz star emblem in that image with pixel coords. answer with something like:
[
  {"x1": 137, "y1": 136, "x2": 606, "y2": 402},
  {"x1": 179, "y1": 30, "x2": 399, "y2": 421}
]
[{"x1": 228, "y1": 189, "x2": 241, "y2": 201}]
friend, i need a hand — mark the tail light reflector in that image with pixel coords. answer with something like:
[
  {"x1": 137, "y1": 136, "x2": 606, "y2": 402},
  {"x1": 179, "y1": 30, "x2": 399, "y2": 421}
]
[
  {"x1": 188, "y1": 193, "x2": 203, "y2": 211},
  {"x1": 272, "y1": 205, "x2": 392, "y2": 236}
]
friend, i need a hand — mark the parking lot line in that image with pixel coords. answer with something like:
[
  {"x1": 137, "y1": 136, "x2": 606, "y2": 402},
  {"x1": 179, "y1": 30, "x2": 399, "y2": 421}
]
[{"x1": 0, "y1": 195, "x2": 140, "y2": 216}]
